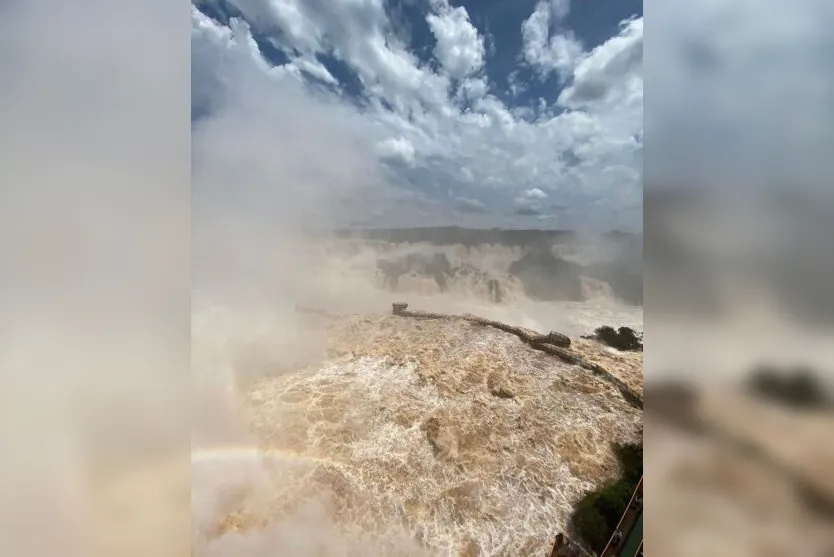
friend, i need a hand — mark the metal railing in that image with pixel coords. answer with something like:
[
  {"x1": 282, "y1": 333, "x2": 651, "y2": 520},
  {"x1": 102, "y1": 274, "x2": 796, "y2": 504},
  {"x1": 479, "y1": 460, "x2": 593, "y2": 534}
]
[
  {"x1": 599, "y1": 476, "x2": 643, "y2": 557},
  {"x1": 549, "y1": 534, "x2": 594, "y2": 557}
]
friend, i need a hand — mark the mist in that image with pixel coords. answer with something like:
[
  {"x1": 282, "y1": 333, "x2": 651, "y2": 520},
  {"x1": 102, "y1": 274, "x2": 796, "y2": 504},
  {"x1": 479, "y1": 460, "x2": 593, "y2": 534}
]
[
  {"x1": 0, "y1": 1, "x2": 646, "y2": 556},
  {"x1": 0, "y1": 1, "x2": 190, "y2": 556},
  {"x1": 190, "y1": 11, "x2": 644, "y2": 555},
  {"x1": 643, "y1": 0, "x2": 834, "y2": 555}
]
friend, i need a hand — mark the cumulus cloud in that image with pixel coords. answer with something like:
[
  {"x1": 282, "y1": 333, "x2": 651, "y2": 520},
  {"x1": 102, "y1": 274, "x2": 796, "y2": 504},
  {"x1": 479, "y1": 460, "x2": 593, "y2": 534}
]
[
  {"x1": 515, "y1": 206, "x2": 540, "y2": 216},
  {"x1": 426, "y1": 0, "x2": 486, "y2": 79},
  {"x1": 520, "y1": 0, "x2": 583, "y2": 81},
  {"x1": 453, "y1": 196, "x2": 488, "y2": 213},
  {"x1": 524, "y1": 188, "x2": 548, "y2": 200},
  {"x1": 558, "y1": 17, "x2": 643, "y2": 108},
  {"x1": 191, "y1": 7, "x2": 400, "y2": 297},
  {"x1": 377, "y1": 137, "x2": 417, "y2": 167},
  {"x1": 513, "y1": 188, "x2": 550, "y2": 215},
  {"x1": 286, "y1": 55, "x2": 339, "y2": 85},
  {"x1": 192, "y1": 0, "x2": 644, "y2": 230},
  {"x1": 550, "y1": 0, "x2": 572, "y2": 19}
]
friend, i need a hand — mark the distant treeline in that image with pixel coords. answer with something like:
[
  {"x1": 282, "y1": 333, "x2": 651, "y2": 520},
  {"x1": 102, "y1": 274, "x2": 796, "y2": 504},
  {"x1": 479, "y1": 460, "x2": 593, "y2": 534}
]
[{"x1": 332, "y1": 226, "x2": 639, "y2": 249}]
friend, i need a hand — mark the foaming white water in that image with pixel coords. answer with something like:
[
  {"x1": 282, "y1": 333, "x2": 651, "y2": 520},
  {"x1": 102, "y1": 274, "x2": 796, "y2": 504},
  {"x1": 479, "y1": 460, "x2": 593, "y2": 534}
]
[
  {"x1": 191, "y1": 446, "x2": 438, "y2": 557},
  {"x1": 191, "y1": 238, "x2": 643, "y2": 557},
  {"x1": 192, "y1": 309, "x2": 640, "y2": 555},
  {"x1": 439, "y1": 297, "x2": 642, "y2": 338},
  {"x1": 297, "y1": 239, "x2": 642, "y2": 336}
]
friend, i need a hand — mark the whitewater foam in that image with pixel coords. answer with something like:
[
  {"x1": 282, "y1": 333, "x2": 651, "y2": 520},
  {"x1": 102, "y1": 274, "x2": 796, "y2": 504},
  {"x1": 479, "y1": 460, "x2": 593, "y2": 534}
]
[{"x1": 190, "y1": 238, "x2": 643, "y2": 556}]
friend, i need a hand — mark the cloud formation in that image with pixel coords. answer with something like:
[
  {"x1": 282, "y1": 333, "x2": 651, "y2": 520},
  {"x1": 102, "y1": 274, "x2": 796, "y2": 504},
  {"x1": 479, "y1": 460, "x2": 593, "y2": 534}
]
[
  {"x1": 192, "y1": 0, "x2": 644, "y2": 230},
  {"x1": 426, "y1": 0, "x2": 486, "y2": 79},
  {"x1": 558, "y1": 17, "x2": 643, "y2": 108},
  {"x1": 521, "y1": 0, "x2": 582, "y2": 81},
  {"x1": 513, "y1": 188, "x2": 549, "y2": 216}
]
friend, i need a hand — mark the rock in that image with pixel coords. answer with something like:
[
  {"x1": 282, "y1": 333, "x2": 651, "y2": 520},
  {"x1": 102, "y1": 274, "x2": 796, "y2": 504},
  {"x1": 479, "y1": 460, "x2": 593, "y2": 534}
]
[
  {"x1": 544, "y1": 331, "x2": 571, "y2": 347},
  {"x1": 644, "y1": 381, "x2": 703, "y2": 432},
  {"x1": 486, "y1": 371, "x2": 515, "y2": 398},
  {"x1": 487, "y1": 278, "x2": 502, "y2": 303},
  {"x1": 422, "y1": 417, "x2": 459, "y2": 459},
  {"x1": 746, "y1": 364, "x2": 832, "y2": 409},
  {"x1": 490, "y1": 386, "x2": 514, "y2": 399},
  {"x1": 487, "y1": 373, "x2": 515, "y2": 399},
  {"x1": 508, "y1": 248, "x2": 584, "y2": 301},
  {"x1": 584, "y1": 232, "x2": 643, "y2": 305},
  {"x1": 592, "y1": 325, "x2": 642, "y2": 351},
  {"x1": 489, "y1": 384, "x2": 514, "y2": 399},
  {"x1": 377, "y1": 252, "x2": 454, "y2": 292}
]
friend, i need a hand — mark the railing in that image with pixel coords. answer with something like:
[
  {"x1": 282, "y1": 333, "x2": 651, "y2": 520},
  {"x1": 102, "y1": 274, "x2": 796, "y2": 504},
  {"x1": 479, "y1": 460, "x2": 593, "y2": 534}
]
[
  {"x1": 549, "y1": 533, "x2": 594, "y2": 557},
  {"x1": 599, "y1": 476, "x2": 643, "y2": 557}
]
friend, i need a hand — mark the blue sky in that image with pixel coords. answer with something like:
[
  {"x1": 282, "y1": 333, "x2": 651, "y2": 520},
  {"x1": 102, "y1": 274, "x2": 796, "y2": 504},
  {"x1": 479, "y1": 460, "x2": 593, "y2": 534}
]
[{"x1": 191, "y1": 0, "x2": 643, "y2": 230}]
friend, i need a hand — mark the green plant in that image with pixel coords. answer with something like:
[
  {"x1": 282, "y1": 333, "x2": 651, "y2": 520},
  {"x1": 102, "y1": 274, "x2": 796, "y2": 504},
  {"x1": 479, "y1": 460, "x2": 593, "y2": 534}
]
[
  {"x1": 571, "y1": 439, "x2": 643, "y2": 553},
  {"x1": 572, "y1": 497, "x2": 610, "y2": 551},
  {"x1": 613, "y1": 441, "x2": 642, "y2": 484}
]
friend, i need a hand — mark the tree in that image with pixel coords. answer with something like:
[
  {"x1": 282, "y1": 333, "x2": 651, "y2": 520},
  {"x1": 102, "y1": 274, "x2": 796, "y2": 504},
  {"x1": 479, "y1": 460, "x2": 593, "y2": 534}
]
[{"x1": 571, "y1": 440, "x2": 642, "y2": 553}]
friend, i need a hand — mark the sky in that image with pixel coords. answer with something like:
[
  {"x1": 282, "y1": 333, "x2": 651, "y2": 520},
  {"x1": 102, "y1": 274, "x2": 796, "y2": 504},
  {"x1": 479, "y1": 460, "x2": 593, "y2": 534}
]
[{"x1": 191, "y1": 0, "x2": 643, "y2": 231}]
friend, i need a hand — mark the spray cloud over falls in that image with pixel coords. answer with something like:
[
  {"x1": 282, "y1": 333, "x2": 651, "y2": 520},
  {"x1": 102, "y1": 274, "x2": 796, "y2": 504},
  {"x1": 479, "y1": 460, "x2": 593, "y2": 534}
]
[
  {"x1": 191, "y1": 4, "x2": 644, "y2": 556},
  {"x1": 191, "y1": 41, "x2": 641, "y2": 557}
]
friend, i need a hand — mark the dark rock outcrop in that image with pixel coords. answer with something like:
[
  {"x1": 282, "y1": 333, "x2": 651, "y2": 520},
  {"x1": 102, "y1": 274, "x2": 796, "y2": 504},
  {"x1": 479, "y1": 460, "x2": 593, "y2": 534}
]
[
  {"x1": 644, "y1": 381, "x2": 703, "y2": 432},
  {"x1": 487, "y1": 278, "x2": 502, "y2": 303},
  {"x1": 508, "y1": 249, "x2": 584, "y2": 301},
  {"x1": 334, "y1": 227, "x2": 644, "y2": 306},
  {"x1": 589, "y1": 326, "x2": 643, "y2": 351},
  {"x1": 746, "y1": 364, "x2": 832, "y2": 410},
  {"x1": 584, "y1": 231, "x2": 643, "y2": 305},
  {"x1": 487, "y1": 373, "x2": 515, "y2": 399},
  {"x1": 377, "y1": 252, "x2": 454, "y2": 291}
]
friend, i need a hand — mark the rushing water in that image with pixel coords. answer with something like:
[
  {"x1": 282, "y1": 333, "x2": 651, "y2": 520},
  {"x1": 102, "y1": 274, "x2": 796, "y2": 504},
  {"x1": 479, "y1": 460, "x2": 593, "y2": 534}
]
[{"x1": 191, "y1": 241, "x2": 643, "y2": 557}]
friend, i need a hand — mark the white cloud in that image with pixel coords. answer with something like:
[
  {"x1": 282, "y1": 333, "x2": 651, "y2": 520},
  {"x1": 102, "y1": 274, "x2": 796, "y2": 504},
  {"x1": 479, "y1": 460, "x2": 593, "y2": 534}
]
[
  {"x1": 453, "y1": 196, "x2": 488, "y2": 213},
  {"x1": 224, "y1": 0, "x2": 324, "y2": 53},
  {"x1": 191, "y1": 11, "x2": 387, "y2": 230},
  {"x1": 513, "y1": 188, "x2": 550, "y2": 215},
  {"x1": 192, "y1": 0, "x2": 644, "y2": 230},
  {"x1": 456, "y1": 76, "x2": 488, "y2": 101},
  {"x1": 548, "y1": 0, "x2": 572, "y2": 20},
  {"x1": 506, "y1": 70, "x2": 525, "y2": 97},
  {"x1": 521, "y1": 0, "x2": 583, "y2": 81},
  {"x1": 290, "y1": 55, "x2": 338, "y2": 85},
  {"x1": 426, "y1": 0, "x2": 486, "y2": 79},
  {"x1": 193, "y1": 0, "x2": 834, "y2": 229},
  {"x1": 524, "y1": 188, "x2": 548, "y2": 200},
  {"x1": 377, "y1": 137, "x2": 416, "y2": 166},
  {"x1": 558, "y1": 17, "x2": 643, "y2": 108}
]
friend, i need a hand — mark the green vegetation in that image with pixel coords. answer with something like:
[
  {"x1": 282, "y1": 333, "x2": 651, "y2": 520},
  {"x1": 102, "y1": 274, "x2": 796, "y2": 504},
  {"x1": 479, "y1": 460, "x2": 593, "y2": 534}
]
[{"x1": 570, "y1": 436, "x2": 643, "y2": 553}]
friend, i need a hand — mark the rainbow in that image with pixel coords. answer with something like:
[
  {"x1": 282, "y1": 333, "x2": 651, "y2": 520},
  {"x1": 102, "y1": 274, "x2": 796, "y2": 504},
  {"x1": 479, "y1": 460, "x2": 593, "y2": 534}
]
[{"x1": 190, "y1": 445, "x2": 340, "y2": 468}]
